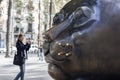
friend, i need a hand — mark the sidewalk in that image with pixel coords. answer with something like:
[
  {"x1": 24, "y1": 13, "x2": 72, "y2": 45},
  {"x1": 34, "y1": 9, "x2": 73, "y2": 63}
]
[{"x1": 0, "y1": 54, "x2": 52, "y2": 80}]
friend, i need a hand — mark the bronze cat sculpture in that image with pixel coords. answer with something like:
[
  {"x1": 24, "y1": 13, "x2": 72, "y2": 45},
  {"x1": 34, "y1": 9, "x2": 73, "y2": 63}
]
[{"x1": 43, "y1": 0, "x2": 120, "y2": 80}]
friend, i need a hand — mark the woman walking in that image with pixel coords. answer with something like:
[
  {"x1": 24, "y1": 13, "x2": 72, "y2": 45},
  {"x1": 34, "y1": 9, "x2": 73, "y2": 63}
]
[{"x1": 14, "y1": 34, "x2": 31, "y2": 80}]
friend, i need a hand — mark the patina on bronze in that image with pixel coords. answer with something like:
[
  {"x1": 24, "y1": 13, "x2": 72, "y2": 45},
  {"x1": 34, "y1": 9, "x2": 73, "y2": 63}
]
[{"x1": 43, "y1": 0, "x2": 120, "y2": 80}]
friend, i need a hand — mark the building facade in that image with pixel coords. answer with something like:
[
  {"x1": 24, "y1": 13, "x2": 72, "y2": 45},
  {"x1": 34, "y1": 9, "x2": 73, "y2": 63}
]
[{"x1": 0, "y1": 0, "x2": 70, "y2": 48}]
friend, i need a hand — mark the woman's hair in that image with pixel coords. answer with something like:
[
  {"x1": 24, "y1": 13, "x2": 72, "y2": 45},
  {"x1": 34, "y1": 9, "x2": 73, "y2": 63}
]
[{"x1": 17, "y1": 34, "x2": 23, "y2": 41}]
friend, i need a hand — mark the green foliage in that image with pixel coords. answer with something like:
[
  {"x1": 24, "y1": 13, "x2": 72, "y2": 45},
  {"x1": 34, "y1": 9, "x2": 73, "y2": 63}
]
[
  {"x1": 14, "y1": 0, "x2": 23, "y2": 14},
  {"x1": 26, "y1": 0, "x2": 34, "y2": 12},
  {"x1": 26, "y1": 0, "x2": 34, "y2": 23},
  {"x1": 15, "y1": 17, "x2": 22, "y2": 23},
  {"x1": 26, "y1": 13, "x2": 34, "y2": 23},
  {"x1": 51, "y1": 0, "x2": 70, "y2": 14}
]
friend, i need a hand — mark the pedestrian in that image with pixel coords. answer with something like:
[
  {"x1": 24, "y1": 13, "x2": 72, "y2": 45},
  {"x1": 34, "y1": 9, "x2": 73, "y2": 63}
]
[
  {"x1": 14, "y1": 34, "x2": 31, "y2": 80},
  {"x1": 39, "y1": 46, "x2": 44, "y2": 61}
]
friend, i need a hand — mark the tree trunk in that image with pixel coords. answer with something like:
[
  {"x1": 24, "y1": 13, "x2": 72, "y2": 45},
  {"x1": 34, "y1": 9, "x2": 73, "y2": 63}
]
[
  {"x1": 0, "y1": 0, "x2": 2, "y2": 3},
  {"x1": 49, "y1": 0, "x2": 52, "y2": 28},
  {"x1": 5, "y1": 0, "x2": 12, "y2": 57},
  {"x1": 37, "y1": 0, "x2": 41, "y2": 57}
]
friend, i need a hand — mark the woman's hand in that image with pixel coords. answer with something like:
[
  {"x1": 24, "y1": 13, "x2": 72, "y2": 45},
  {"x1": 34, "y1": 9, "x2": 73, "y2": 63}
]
[{"x1": 26, "y1": 40, "x2": 31, "y2": 44}]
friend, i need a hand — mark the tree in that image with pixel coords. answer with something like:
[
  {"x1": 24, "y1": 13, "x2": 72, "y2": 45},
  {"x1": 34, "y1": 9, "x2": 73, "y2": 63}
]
[
  {"x1": 27, "y1": 0, "x2": 34, "y2": 12},
  {"x1": 14, "y1": 0, "x2": 23, "y2": 15},
  {"x1": 0, "y1": 0, "x2": 2, "y2": 3},
  {"x1": 26, "y1": 0, "x2": 34, "y2": 39},
  {"x1": 5, "y1": 0, "x2": 12, "y2": 57},
  {"x1": 26, "y1": 13, "x2": 34, "y2": 33}
]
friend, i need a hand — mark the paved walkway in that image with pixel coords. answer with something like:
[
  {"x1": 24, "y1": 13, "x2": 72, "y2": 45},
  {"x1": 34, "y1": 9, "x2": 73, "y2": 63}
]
[{"x1": 0, "y1": 54, "x2": 53, "y2": 80}]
